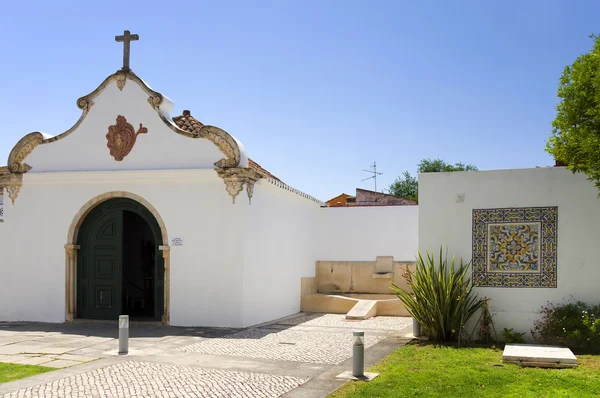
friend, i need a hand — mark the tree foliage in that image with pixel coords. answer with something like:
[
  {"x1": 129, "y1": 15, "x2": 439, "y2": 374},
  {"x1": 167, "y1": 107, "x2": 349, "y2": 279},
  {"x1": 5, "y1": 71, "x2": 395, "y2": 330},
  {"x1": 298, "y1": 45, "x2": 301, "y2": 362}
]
[
  {"x1": 546, "y1": 35, "x2": 600, "y2": 190},
  {"x1": 389, "y1": 158, "x2": 477, "y2": 201},
  {"x1": 388, "y1": 171, "x2": 418, "y2": 201},
  {"x1": 417, "y1": 159, "x2": 478, "y2": 173}
]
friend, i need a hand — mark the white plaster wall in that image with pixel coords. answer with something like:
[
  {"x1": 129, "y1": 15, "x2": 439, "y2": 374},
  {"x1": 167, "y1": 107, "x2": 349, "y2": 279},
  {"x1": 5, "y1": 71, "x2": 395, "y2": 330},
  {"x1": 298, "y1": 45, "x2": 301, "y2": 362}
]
[
  {"x1": 316, "y1": 206, "x2": 419, "y2": 261},
  {"x1": 24, "y1": 78, "x2": 248, "y2": 172},
  {"x1": 241, "y1": 181, "x2": 320, "y2": 327},
  {"x1": 0, "y1": 170, "x2": 246, "y2": 327},
  {"x1": 418, "y1": 167, "x2": 600, "y2": 339},
  {"x1": 0, "y1": 191, "x2": 14, "y2": 315}
]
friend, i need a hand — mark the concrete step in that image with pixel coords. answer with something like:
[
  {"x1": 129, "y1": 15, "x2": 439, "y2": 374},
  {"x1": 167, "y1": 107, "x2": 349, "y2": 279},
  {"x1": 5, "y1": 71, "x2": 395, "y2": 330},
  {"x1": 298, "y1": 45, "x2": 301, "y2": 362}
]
[{"x1": 346, "y1": 300, "x2": 377, "y2": 320}]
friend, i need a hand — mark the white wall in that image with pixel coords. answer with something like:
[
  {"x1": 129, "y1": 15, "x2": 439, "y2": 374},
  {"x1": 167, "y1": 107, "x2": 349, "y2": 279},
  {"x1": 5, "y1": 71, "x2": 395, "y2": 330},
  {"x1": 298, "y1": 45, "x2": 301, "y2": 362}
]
[
  {"x1": 241, "y1": 181, "x2": 320, "y2": 327},
  {"x1": 0, "y1": 170, "x2": 246, "y2": 327},
  {"x1": 418, "y1": 167, "x2": 600, "y2": 338},
  {"x1": 316, "y1": 206, "x2": 419, "y2": 261}
]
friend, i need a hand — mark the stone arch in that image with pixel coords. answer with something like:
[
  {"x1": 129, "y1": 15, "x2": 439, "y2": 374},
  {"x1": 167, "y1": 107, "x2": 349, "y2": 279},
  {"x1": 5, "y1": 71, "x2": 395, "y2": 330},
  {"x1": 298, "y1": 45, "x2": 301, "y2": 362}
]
[{"x1": 65, "y1": 191, "x2": 171, "y2": 325}]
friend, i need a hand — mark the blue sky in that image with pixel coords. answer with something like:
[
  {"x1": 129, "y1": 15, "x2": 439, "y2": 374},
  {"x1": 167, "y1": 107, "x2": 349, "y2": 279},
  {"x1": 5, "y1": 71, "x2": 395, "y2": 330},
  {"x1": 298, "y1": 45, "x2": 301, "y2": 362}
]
[{"x1": 0, "y1": 1, "x2": 598, "y2": 200}]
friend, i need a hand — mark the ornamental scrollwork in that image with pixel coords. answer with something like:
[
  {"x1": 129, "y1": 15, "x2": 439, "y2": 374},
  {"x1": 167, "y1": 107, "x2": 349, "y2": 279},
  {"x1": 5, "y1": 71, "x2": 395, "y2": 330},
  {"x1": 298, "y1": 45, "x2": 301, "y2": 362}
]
[
  {"x1": 116, "y1": 74, "x2": 127, "y2": 91},
  {"x1": 8, "y1": 132, "x2": 44, "y2": 173},
  {"x1": 216, "y1": 168, "x2": 262, "y2": 204},
  {"x1": 200, "y1": 126, "x2": 241, "y2": 168},
  {"x1": 147, "y1": 95, "x2": 163, "y2": 109},
  {"x1": 0, "y1": 172, "x2": 23, "y2": 205}
]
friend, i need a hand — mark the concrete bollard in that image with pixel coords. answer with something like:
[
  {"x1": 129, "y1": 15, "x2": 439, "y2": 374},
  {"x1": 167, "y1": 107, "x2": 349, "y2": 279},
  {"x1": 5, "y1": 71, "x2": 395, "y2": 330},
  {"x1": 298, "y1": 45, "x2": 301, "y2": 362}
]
[
  {"x1": 119, "y1": 315, "x2": 129, "y2": 355},
  {"x1": 412, "y1": 317, "x2": 421, "y2": 337},
  {"x1": 352, "y1": 330, "x2": 365, "y2": 378}
]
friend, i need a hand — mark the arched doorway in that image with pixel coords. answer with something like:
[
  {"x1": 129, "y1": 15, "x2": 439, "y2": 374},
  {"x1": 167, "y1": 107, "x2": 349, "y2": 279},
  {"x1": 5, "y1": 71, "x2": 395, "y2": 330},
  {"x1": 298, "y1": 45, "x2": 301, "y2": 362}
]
[{"x1": 75, "y1": 198, "x2": 165, "y2": 321}]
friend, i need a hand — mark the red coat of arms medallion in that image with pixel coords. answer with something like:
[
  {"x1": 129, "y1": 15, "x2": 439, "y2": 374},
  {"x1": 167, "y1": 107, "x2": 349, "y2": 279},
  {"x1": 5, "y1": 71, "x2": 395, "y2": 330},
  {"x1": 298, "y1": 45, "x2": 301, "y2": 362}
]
[{"x1": 106, "y1": 115, "x2": 148, "y2": 161}]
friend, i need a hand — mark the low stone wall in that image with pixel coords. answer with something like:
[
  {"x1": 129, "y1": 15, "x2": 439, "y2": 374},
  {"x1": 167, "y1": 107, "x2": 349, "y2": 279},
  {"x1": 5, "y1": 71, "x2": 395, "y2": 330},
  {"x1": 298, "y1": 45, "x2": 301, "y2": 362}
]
[{"x1": 315, "y1": 259, "x2": 416, "y2": 295}]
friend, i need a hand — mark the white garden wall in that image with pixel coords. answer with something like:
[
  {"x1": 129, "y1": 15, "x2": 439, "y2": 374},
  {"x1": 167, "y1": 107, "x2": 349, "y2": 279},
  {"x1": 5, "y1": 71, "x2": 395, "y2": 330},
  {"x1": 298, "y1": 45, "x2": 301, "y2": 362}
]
[
  {"x1": 241, "y1": 181, "x2": 321, "y2": 327},
  {"x1": 418, "y1": 167, "x2": 600, "y2": 339},
  {"x1": 316, "y1": 206, "x2": 419, "y2": 262}
]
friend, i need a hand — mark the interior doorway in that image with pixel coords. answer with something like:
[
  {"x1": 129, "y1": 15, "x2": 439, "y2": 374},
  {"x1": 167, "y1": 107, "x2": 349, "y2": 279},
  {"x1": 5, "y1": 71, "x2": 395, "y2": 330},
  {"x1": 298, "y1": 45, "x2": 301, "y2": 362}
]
[{"x1": 122, "y1": 210, "x2": 157, "y2": 320}]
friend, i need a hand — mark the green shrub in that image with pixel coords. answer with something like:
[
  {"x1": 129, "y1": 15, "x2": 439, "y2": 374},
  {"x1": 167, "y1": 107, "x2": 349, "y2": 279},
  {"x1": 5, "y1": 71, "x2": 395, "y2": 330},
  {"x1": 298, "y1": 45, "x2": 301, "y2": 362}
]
[
  {"x1": 531, "y1": 300, "x2": 600, "y2": 349},
  {"x1": 501, "y1": 328, "x2": 526, "y2": 344},
  {"x1": 391, "y1": 247, "x2": 484, "y2": 342}
]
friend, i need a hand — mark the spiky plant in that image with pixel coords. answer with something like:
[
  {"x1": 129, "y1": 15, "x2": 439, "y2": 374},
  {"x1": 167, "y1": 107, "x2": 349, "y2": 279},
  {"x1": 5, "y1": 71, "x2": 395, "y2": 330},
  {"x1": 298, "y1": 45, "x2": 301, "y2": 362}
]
[{"x1": 391, "y1": 247, "x2": 483, "y2": 341}]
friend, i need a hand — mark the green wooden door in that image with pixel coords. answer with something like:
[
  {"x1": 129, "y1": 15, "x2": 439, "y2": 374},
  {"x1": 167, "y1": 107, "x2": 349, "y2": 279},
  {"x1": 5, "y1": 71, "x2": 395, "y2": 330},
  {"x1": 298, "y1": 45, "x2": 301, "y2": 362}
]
[
  {"x1": 76, "y1": 198, "x2": 164, "y2": 321},
  {"x1": 77, "y1": 208, "x2": 123, "y2": 320}
]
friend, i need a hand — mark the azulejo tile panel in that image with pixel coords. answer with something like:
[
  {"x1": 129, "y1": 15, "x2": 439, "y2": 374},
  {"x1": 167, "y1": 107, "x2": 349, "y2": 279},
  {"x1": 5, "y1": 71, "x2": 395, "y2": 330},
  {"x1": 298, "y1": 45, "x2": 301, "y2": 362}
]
[{"x1": 472, "y1": 207, "x2": 557, "y2": 288}]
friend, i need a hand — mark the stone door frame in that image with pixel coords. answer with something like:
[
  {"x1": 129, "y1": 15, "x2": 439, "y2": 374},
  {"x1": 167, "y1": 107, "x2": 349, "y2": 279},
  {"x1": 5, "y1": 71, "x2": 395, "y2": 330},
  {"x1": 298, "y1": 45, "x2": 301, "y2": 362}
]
[{"x1": 65, "y1": 192, "x2": 170, "y2": 325}]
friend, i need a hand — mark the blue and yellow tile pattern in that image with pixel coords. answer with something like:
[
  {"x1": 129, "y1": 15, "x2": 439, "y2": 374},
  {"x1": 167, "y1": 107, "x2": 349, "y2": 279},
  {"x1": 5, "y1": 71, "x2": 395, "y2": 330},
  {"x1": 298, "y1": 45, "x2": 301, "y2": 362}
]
[{"x1": 472, "y1": 207, "x2": 557, "y2": 287}]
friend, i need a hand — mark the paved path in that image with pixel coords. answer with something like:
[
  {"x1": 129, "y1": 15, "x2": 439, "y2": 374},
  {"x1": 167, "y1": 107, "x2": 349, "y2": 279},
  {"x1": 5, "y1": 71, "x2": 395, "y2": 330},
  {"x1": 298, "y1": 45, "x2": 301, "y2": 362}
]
[{"x1": 0, "y1": 314, "x2": 412, "y2": 398}]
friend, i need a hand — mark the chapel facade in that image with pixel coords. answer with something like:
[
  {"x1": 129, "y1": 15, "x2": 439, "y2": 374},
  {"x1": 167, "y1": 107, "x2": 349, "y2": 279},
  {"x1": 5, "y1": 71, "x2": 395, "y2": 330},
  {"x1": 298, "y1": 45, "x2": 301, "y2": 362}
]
[{"x1": 0, "y1": 31, "x2": 323, "y2": 328}]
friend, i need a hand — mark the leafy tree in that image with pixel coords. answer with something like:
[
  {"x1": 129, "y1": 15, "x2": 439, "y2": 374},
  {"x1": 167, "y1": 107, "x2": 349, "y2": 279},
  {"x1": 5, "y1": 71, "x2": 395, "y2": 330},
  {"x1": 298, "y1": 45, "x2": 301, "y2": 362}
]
[
  {"x1": 389, "y1": 171, "x2": 418, "y2": 201},
  {"x1": 546, "y1": 35, "x2": 600, "y2": 191},
  {"x1": 417, "y1": 158, "x2": 478, "y2": 173},
  {"x1": 389, "y1": 158, "x2": 477, "y2": 201}
]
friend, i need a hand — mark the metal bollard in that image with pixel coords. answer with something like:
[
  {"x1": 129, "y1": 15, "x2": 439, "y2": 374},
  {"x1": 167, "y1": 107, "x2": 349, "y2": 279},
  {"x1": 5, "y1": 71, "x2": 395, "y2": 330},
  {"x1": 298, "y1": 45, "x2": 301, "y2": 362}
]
[
  {"x1": 119, "y1": 315, "x2": 129, "y2": 355},
  {"x1": 412, "y1": 318, "x2": 421, "y2": 337},
  {"x1": 352, "y1": 330, "x2": 365, "y2": 378}
]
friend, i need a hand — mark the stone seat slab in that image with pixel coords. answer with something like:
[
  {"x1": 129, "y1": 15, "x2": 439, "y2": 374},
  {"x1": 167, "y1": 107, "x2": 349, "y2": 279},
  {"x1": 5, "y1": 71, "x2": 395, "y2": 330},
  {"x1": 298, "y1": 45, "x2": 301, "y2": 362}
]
[
  {"x1": 346, "y1": 300, "x2": 377, "y2": 320},
  {"x1": 502, "y1": 344, "x2": 577, "y2": 368}
]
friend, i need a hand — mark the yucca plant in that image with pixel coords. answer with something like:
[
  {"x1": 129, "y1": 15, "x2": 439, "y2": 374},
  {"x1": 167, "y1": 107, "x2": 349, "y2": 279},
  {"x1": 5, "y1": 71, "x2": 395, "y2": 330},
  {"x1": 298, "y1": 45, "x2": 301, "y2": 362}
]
[{"x1": 391, "y1": 247, "x2": 483, "y2": 341}]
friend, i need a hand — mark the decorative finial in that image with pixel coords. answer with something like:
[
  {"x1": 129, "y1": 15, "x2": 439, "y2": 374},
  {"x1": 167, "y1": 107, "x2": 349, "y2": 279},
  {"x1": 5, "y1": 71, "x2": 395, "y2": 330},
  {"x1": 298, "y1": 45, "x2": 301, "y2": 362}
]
[{"x1": 115, "y1": 30, "x2": 139, "y2": 72}]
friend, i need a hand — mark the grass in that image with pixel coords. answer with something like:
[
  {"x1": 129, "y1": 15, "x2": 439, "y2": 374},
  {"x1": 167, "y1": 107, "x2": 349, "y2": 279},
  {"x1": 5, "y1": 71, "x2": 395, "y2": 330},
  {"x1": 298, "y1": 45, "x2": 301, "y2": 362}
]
[
  {"x1": 0, "y1": 362, "x2": 54, "y2": 384},
  {"x1": 330, "y1": 343, "x2": 600, "y2": 398}
]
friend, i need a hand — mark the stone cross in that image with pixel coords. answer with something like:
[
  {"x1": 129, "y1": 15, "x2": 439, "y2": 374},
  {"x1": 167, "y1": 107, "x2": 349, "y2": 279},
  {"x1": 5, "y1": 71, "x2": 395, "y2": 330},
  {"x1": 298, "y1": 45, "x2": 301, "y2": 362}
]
[{"x1": 115, "y1": 30, "x2": 139, "y2": 71}]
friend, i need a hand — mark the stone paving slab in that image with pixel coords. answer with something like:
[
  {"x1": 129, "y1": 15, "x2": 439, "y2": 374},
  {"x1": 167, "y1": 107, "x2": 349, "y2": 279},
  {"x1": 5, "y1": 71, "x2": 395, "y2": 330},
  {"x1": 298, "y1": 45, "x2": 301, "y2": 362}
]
[
  {"x1": 1, "y1": 361, "x2": 307, "y2": 398},
  {"x1": 52, "y1": 354, "x2": 97, "y2": 362},
  {"x1": 13, "y1": 357, "x2": 55, "y2": 366},
  {"x1": 0, "y1": 345, "x2": 50, "y2": 355},
  {"x1": 177, "y1": 327, "x2": 386, "y2": 364},
  {"x1": 0, "y1": 337, "x2": 38, "y2": 346},
  {"x1": 28, "y1": 346, "x2": 75, "y2": 355},
  {"x1": 0, "y1": 355, "x2": 33, "y2": 364},
  {"x1": 1, "y1": 352, "x2": 98, "y2": 369},
  {"x1": 40, "y1": 359, "x2": 82, "y2": 368}
]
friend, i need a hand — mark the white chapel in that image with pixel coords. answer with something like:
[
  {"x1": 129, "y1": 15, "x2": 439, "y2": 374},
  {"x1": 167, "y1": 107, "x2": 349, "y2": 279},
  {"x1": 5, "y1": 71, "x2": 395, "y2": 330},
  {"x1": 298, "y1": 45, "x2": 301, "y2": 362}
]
[{"x1": 0, "y1": 31, "x2": 325, "y2": 328}]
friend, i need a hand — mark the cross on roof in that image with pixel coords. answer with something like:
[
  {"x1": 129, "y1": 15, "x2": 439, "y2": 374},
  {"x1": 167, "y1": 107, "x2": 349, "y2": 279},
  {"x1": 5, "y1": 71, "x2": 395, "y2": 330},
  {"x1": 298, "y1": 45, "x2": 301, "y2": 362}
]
[{"x1": 115, "y1": 30, "x2": 139, "y2": 71}]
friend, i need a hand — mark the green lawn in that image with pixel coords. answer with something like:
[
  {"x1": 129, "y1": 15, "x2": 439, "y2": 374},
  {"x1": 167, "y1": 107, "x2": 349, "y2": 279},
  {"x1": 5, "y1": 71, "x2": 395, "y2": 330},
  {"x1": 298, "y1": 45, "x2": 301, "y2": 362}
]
[
  {"x1": 0, "y1": 363, "x2": 54, "y2": 384},
  {"x1": 330, "y1": 343, "x2": 600, "y2": 398}
]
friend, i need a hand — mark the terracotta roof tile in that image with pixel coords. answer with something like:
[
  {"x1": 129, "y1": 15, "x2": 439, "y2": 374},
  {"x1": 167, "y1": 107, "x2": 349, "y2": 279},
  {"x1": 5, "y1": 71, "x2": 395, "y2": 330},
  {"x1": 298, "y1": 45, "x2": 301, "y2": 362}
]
[
  {"x1": 172, "y1": 111, "x2": 281, "y2": 182},
  {"x1": 172, "y1": 110, "x2": 205, "y2": 134}
]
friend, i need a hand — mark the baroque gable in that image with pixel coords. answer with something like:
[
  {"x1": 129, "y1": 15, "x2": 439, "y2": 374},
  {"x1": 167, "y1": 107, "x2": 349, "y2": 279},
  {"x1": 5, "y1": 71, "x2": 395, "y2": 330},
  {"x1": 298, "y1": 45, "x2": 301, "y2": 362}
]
[
  {"x1": 8, "y1": 70, "x2": 246, "y2": 174},
  {"x1": 4, "y1": 69, "x2": 259, "y2": 204}
]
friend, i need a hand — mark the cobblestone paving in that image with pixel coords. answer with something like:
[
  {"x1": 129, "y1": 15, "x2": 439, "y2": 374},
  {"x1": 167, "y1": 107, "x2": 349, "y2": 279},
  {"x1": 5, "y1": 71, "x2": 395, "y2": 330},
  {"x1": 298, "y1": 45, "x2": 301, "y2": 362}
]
[
  {"x1": 277, "y1": 313, "x2": 413, "y2": 331},
  {"x1": 1, "y1": 361, "x2": 306, "y2": 398},
  {"x1": 177, "y1": 327, "x2": 386, "y2": 364}
]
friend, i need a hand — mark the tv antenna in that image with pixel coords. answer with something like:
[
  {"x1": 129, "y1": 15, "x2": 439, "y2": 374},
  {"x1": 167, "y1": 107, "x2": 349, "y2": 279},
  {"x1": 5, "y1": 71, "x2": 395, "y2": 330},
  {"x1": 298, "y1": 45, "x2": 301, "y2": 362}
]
[{"x1": 362, "y1": 161, "x2": 384, "y2": 191}]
